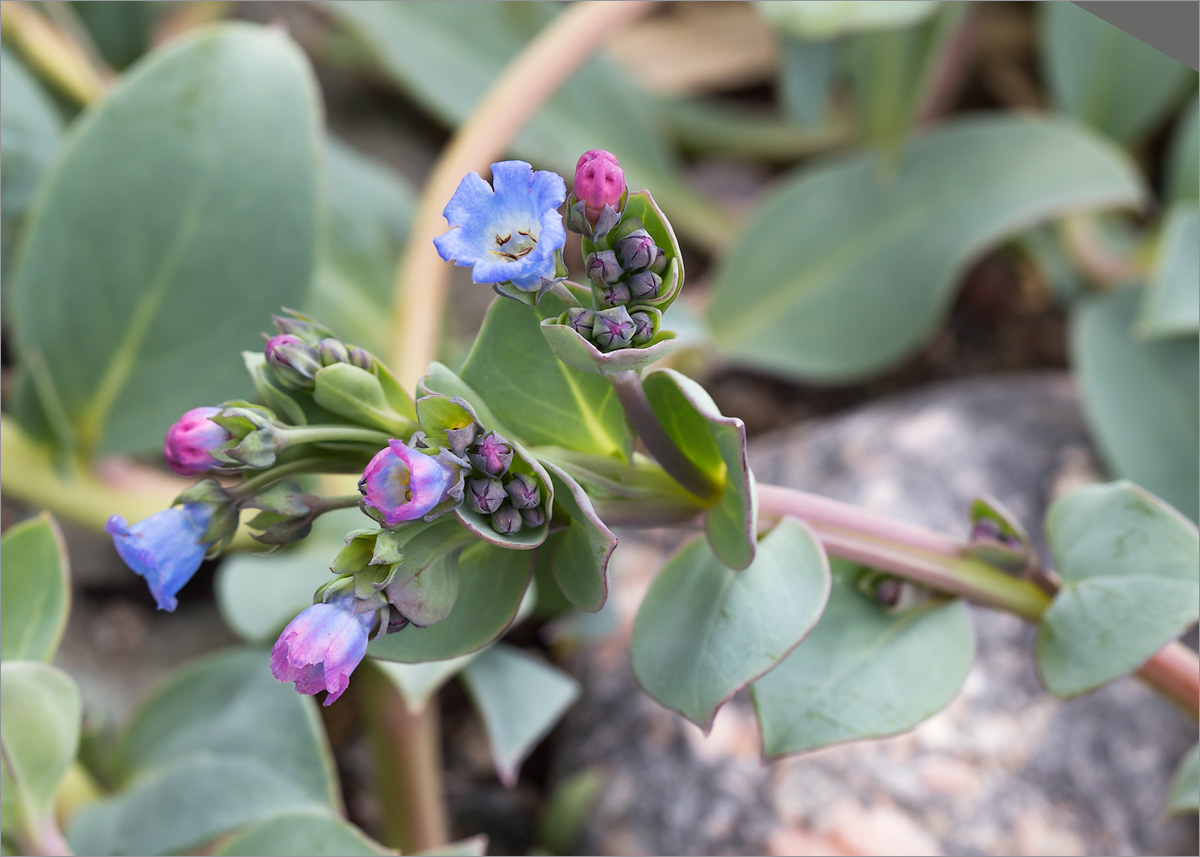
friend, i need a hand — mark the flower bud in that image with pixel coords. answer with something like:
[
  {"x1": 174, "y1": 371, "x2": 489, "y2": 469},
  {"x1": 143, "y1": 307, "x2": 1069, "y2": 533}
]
[
  {"x1": 468, "y1": 432, "x2": 514, "y2": 477},
  {"x1": 466, "y1": 476, "x2": 507, "y2": 515},
  {"x1": 360, "y1": 440, "x2": 464, "y2": 527},
  {"x1": 444, "y1": 422, "x2": 480, "y2": 458},
  {"x1": 317, "y1": 338, "x2": 350, "y2": 367},
  {"x1": 271, "y1": 594, "x2": 375, "y2": 706},
  {"x1": 574, "y1": 149, "x2": 626, "y2": 224},
  {"x1": 591, "y1": 306, "x2": 636, "y2": 351},
  {"x1": 598, "y1": 281, "x2": 632, "y2": 308},
  {"x1": 491, "y1": 501, "x2": 523, "y2": 535},
  {"x1": 265, "y1": 334, "x2": 321, "y2": 389},
  {"x1": 163, "y1": 407, "x2": 231, "y2": 476},
  {"x1": 505, "y1": 473, "x2": 541, "y2": 509},
  {"x1": 565, "y1": 307, "x2": 596, "y2": 336},
  {"x1": 586, "y1": 250, "x2": 623, "y2": 287},
  {"x1": 627, "y1": 270, "x2": 662, "y2": 301},
  {"x1": 210, "y1": 404, "x2": 282, "y2": 470},
  {"x1": 520, "y1": 506, "x2": 546, "y2": 528},
  {"x1": 630, "y1": 311, "x2": 655, "y2": 346},
  {"x1": 348, "y1": 346, "x2": 375, "y2": 372},
  {"x1": 648, "y1": 246, "x2": 667, "y2": 275},
  {"x1": 272, "y1": 310, "x2": 334, "y2": 342},
  {"x1": 616, "y1": 229, "x2": 656, "y2": 272}
]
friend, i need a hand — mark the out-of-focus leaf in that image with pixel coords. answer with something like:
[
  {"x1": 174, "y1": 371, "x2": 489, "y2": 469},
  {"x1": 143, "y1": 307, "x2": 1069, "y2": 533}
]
[
  {"x1": 1037, "y1": 481, "x2": 1199, "y2": 698},
  {"x1": 751, "y1": 560, "x2": 972, "y2": 758},
  {"x1": 460, "y1": 643, "x2": 580, "y2": 786},
  {"x1": 538, "y1": 769, "x2": 603, "y2": 856},
  {"x1": 1166, "y1": 96, "x2": 1198, "y2": 205},
  {"x1": 411, "y1": 836, "x2": 489, "y2": 857},
  {"x1": 0, "y1": 48, "x2": 60, "y2": 292},
  {"x1": 0, "y1": 662, "x2": 81, "y2": 836},
  {"x1": 1168, "y1": 744, "x2": 1199, "y2": 816},
  {"x1": 213, "y1": 810, "x2": 391, "y2": 856},
  {"x1": 70, "y1": 1, "x2": 165, "y2": 69},
  {"x1": 778, "y1": 37, "x2": 837, "y2": 127},
  {"x1": 707, "y1": 116, "x2": 1144, "y2": 382},
  {"x1": 1072, "y1": 288, "x2": 1199, "y2": 520},
  {"x1": 756, "y1": 1, "x2": 937, "y2": 39},
  {"x1": 1041, "y1": 2, "x2": 1195, "y2": 145},
  {"x1": 11, "y1": 24, "x2": 320, "y2": 457},
  {"x1": 67, "y1": 649, "x2": 339, "y2": 856},
  {"x1": 631, "y1": 520, "x2": 830, "y2": 731},
  {"x1": 308, "y1": 136, "x2": 414, "y2": 356},
  {"x1": 0, "y1": 513, "x2": 70, "y2": 663},
  {"x1": 1138, "y1": 205, "x2": 1199, "y2": 338}
]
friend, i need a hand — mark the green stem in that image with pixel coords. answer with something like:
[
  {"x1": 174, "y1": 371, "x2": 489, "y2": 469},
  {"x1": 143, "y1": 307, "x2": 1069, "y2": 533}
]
[
  {"x1": 549, "y1": 280, "x2": 583, "y2": 308},
  {"x1": 359, "y1": 663, "x2": 448, "y2": 853},
  {"x1": 278, "y1": 424, "x2": 394, "y2": 450},
  {"x1": 314, "y1": 494, "x2": 363, "y2": 513},
  {"x1": 608, "y1": 370, "x2": 720, "y2": 502},
  {"x1": 230, "y1": 455, "x2": 357, "y2": 500}
]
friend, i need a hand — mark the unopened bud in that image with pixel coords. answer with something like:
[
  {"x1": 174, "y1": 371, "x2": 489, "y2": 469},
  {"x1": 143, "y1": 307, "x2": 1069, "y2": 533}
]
[
  {"x1": 491, "y1": 501, "x2": 523, "y2": 535},
  {"x1": 565, "y1": 307, "x2": 596, "y2": 336},
  {"x1": 272, "y1": 310, "x2": 333, "y2": 342},
  {"x1": 627, "y1": 270, "x2": 662, "y2": 301},
  {"x1": 592, "y1": 306, "x2": 636, "y2": 351},
  {"x1": 317, "y1": 338, "x2": 351, "y2": 366},
  {"x1": 574, "y1": 149, "x2": 626, "y2": 225},
  {"x1": 265, "y1": 334, "x2": 321, "y2": 389},
  {"x1": 586, "y1": 250, "x2": 623, "y2": 287},
  {"x1": 648, "y1": 247, "x2": 667, "y2": 275},
  {"x1": 616, "y1": 229, "x2": 656, "y2": 271},
  {"x1": 520, "y1": 506, "x2": 546, "y2": 528},
  {"x1": 164, "y1": 407, "x2": 232, "y2": 476},
  {"x1": 505, "y1": 473, "x2": 541, "y2": 509},
  {"x1": 444, "y1": 423, "x2": 479, "y2": 458},
  {"x1": 630, "y1": 312, "x2": 654, "y2": 346},
  {"x1": 466, "y1": 477, "x2": 507, "y2": 515},
  {"x1": 598, "y1": 281, "x2": 632, "y2": 308},
  {"x1": 348, "y1": 346, "x2": 374, "y2": 371},
  {"x1": 469, "y1": 432, "x2": 514, "y2": 477}
]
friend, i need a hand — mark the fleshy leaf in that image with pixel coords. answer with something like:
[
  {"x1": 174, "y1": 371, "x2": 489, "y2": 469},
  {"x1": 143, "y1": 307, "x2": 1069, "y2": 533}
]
[
  {"x1": 213, "y1": 810, "x2": 391, "y2": 856},
  {"x1": 1137, "y1": 205, "x2": 1199, "y2": 339},
  {"x1": 541, "y1": 461, "x2": 617, "y2": 613},
  {"x1": 1168, "y1": 744, "x2": 1200, "y2": 816},
  {"x1": 0, "y1": 513, "x2": 70, "y2": 663}
]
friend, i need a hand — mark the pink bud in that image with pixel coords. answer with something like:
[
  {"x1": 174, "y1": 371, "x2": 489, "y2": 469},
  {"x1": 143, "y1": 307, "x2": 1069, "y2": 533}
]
[
  {"x1": 574, "y1": 149, "x2": 625, "y2": 223},
  {"x1": 163, "y1": 407, "x2": 230, "y2": 476}
]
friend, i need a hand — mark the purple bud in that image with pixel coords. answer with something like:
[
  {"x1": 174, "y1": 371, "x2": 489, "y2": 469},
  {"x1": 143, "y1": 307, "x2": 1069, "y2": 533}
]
[
  {"x1": 466, "y1": 477, "x2": 507, "y2": 514},
  {"x1": 468, "y1": 432, "x2": 514, "y2": 477},
  {"x1": 876, "y1": 578, "x2": 902, "y2": 608},
  {"x1": 648, "y1": 247, "x2": 667, "y2": 275},
  {"x1": 971, "y1": 519, "x2": 1002, "y2": 542},
  {"x1": 348, "y1": 346, "x2": 374, "y2": 371},
  {"x1": 627, "y1": 270, "x2": 662, "y2": 301},
  {"x1": 616, "y1": 229, "x2": 656, "y2": 271},
  {"x1": 270, "y1": 595, "x2": 374, "y2": 706},
  {"x1": 630, "y1": 311, "x2": 654, "y2": 346},
  {"x1": 586, "y1": 250, "x2": 623, "y2": 286},
  {"x1": 317, "y1": 338, "x2": 350, "y2": 366},
  {"x1": 272, "y1": 311, "x2": 333, "y2": 341},
  {"x1": 520, "y1": 506, "x2": 546, "y2": 528},
  {"x1": 505, "y1": 473, "x2": 541, "y2": 509},
  {"x1": 591, "y1": 306, "x2": 636, "y2": 351},
  {"x1": 598, "y1": 281, "x2": 632, "y2": 308},
  {"x1": 444, "y1": 423, "x2": 479, "y2": 457},
  {"x1": 266, "y1": 334, "x2": 321, "y2": 389},
  {"x1": 566, "y1": 307, "x2": 596, "y2": 336},
  {"x1": 491, "y1": 501, "x2": 523, "y2": 535},
  {"x1": 163, "y1": 407, "x2": 231, "y2": 476},
  {"x1": 359, "y1": 440, "x2": 461, "y2": 527},
  {"x1": 574, "y1": 149, "x2": 626, "y2": 224}
]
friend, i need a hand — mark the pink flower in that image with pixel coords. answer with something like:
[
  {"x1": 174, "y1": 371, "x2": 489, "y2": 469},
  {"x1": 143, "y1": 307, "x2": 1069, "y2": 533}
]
[
  {"x1": 359, "y1": 440, "x2": 461, "y2": 527},
  {"x1": 163, "y1": 407, "x2": 230, "y2": 476},
  {"x1": 270, "y1": 597, "x2": 373, "y2": 706},
  {"x1": 574, "y1": 149, "x2": 625, "y2": 223}
]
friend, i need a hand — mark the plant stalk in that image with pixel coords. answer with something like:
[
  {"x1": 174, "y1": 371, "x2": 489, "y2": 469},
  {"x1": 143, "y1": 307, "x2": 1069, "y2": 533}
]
[
  {"x1": 608, "y1": 370, "x2": 719, "y2": 502},
  {"x1": 359, "y1": 664, "x2": 448, "y2": 853},
  {"x1": 0, "y1": 0, "x2": 109, "y2": 104},
  {"x1": 279, "y1": 424, "x2": 394, "y2": 450}
]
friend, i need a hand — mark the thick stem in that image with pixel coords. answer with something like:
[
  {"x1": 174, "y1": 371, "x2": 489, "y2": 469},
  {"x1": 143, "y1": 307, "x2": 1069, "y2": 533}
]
[
  {"x1": 229, "y1": 455, "x2": 356, "y2": 500},
  {"x1": 359, "y1": 664, "x2": 448, "y2": 853},
  {"x1": 0, "y1": 0, "x2": 109, "y2": 104},
  {"x1": 756, "y1": 482, "x2": 1200, "y2": 718},
  {"x1": 608, "y1": 370, "x2": 719, "y2": 502},
  {"x1": 388, "y1": 0, "x2": 656, "y2": 387},
  {"x1": 548, "y1": 280, "x2": 583, "y2": 308},
  {"x1": 278, "y1": 424, "x2": 395, "y2": 450}
]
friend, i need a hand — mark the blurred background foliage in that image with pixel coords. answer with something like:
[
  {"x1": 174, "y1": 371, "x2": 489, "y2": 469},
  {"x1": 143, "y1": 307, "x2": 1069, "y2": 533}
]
[{"x1": 0, "y1": 2, "x2": 1197, "y2": 854}]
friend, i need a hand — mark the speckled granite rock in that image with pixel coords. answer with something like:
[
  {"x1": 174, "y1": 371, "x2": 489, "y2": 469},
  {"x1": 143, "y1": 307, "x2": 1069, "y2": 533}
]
[{"x1": 554, "y1": 373, "x2": 1198, "y2": 857}]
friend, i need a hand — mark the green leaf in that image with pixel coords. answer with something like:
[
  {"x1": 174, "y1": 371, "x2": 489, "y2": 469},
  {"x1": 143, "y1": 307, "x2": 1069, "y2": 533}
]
[
  {"x1": 1166, "y1": 96, "x2": 1198, "y2": 205},
  {"x1": 1137, "y1": 205, "x2": 1199, "y2": 339},
  {"x1": 631, "y1": 519, "x2": 830, "y2": 731},
  {"x1": 410, "y1": 836, "x2": 489, "y2": 857},
  {"x1": 1041, "y1": 2, "x2": 1196, "y2": 144},
  {"x1": 1036, "y1": 481, "x2": 1199, "y2": 698},
  {"x1": 460, "y1": 643, "x2": 580, "y2": 786},
  {"x1": 213, "y1": 810, "x2": 391, "y2": 856},
  {"x1": 68, "y1": 648, "x2": 339, "y2": 856},
  {"x1": 778, "y1": 37, "x2": 837, "y2": 127},
  {"x1": 308, "y1": 135, "x2": 413, "y2": 357},
  {"x1": 0, "y1": 662, "x2": 81, "y2": 835},
  {"x1": 0, "y1": 48, "x2": 60, "y2": 293},
  {"x1": 541, "y1": 462, "x2": 616, "y2": 613},
  {"x1": 642, "y1": 369, "x2": 757, "y2": 570},
  {"x1": 460, "y1": 293, "x2": 631, "y2": 460},
  {"x1": 751, "y1": 560, "x2": 972, "y2": 758},
  {"x1": 11, "y1": 23, "x2": 320, "y2": 456},
  {"x1": 540, "y1": 316, "x2": 681, "y2": 378},
  {"x1": 707, "y1": 115, "x2": 1145, "y2": 382},
  {"x1": 1072, "y1": 288, "x2": 1199, "y2": 521},
  {"x1": 756, "y1": 1, "x2": 938, "y2": 39},
  {"x1": 1168, "y1": 744, "x2": 1199, "y2": 816},
  {"x1": 0, "y1": 513, "x2": 70, "y2": 663},
  {"x1": 369, "y1": 542, "x2": 533, "y2": 663},
  {"x1": 418, "y1": 363, "x2": 505, "y2": 433}
]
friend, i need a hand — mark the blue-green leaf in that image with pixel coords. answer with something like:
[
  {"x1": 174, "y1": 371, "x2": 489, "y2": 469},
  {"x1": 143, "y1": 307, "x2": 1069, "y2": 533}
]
[
  {"x1": 213, "y1": 810, "x2": 391, "y2": 856},
  {"x1": 1137, "y1": 205, "x2": 1199, "y2": 339},
  {"x1": 1168, "y1": 744, "x2": 1199, "y2": 816},
  {"x1": 0, "y1": 514, "x2": 70, "y2": 663}
]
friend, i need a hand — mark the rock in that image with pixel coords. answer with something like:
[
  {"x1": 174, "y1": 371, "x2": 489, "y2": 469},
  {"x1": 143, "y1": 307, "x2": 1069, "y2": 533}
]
[{"x1": 554, "y1": 373, "x2": 1197, "y2": 856}]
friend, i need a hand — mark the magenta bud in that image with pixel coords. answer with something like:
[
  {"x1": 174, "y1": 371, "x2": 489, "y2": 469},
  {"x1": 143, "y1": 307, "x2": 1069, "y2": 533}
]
[
  {"x1": 266, "y1": 334, "x2": 321, "y2": 389},
  {"x1": 466, "y1": 476, "x2": 507, "y2": 514},
  {"x1": 627, "y1": 270, "x2": 662, "y2": 301},
  {"x1": 574, "y1": 149, "x2": 626, "y2": 224},
  {"x1": 616, "y1": 229, "x2": 656, "y2": 271},
  {"x1": 163, "y1": 407, "x2": 231, "y2": 476},
  {"x1": 599, "y1": 281, "x2": 632, "y2": 308},
  {"x1": 566, "y1": 307, "x2": 597, "y2": 336},
  {"x1": 520, "y1": 506, "x2": 546, "y2": 528},
  {"x1": 591, "y1": 306, "x2": 636, "y2": 351},
  {"x1": 491, "y1": 501, "x2": 523, "y2": 535},
  {"x1": 630, "y1": 311, "x2": 654, "y2": 346},
  {"x1": 586, "y1": 250, "x2": 623, "y2": 287},
  {"x1": 505, "y1": 473, "x2": 540, "y2": 509},
  {"x1": 468, "y1": 432, "x2": 514, "y2": 477}
]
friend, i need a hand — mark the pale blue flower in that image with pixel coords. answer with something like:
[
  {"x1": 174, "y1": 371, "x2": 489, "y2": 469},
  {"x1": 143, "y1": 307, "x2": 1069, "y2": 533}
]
[
  {"x1": 106, "y1": 503, "x2": 215, "y2": 611},
  {"x1": 433, "y1": 161, "x2": 566, "y2": 291}
]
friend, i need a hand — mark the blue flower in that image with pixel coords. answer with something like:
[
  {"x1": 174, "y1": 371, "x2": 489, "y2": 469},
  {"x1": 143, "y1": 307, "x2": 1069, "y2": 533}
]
[
  {"x1": 433, "y1": 161, "x2": 566, "y2": 291},
  {"x1": 105, "y1": 503, "x2": 215, "y2": 611},
  {"x1": 270, "y1": 596, "x2": 374, "y2": 705}
]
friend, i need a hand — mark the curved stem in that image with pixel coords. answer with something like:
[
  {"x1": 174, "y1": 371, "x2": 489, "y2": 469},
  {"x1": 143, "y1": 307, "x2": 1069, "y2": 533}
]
[
  {"x1": 608, "y1": 370, "x2": 720, "y2": 501},
  {"x1": 388, "y1": 0, "x2": 657, "y2": 387},
  {"x1": 548, "y1": 280, "x2": 583, "y2": 308},
  {"x1": 757, "y1": 482, "x2": 1199, "y2": 719},
  {"x1": 229, "y1": 455, "x2": 354, "y2": 500}
]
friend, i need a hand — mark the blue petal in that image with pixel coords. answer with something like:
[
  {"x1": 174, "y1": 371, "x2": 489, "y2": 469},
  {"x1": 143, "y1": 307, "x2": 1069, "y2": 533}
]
[
  {"x1": 443, "y1": 171, "x2": 495, "y2": 228},
  {"x1": 432, "y1": 227, "x2": 478, "y2": 266},
  {"x1": 529, "y1": 169, "x2": 567, "y2": 216},
  {"x1": 106, "y1": 504, "x2": 214, "y2": 611},
  {"x1": 489, "y1": 161, "x2": 535, "y2": 198}
]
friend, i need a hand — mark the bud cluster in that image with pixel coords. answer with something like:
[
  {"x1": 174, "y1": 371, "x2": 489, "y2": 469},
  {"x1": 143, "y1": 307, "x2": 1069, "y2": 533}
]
[
  {"x1": 264, "y1": 311, "x2": 376, "y2": 390},
  {"x1": 462, "y1": 431, "x2": 546, "y2": 534}
]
